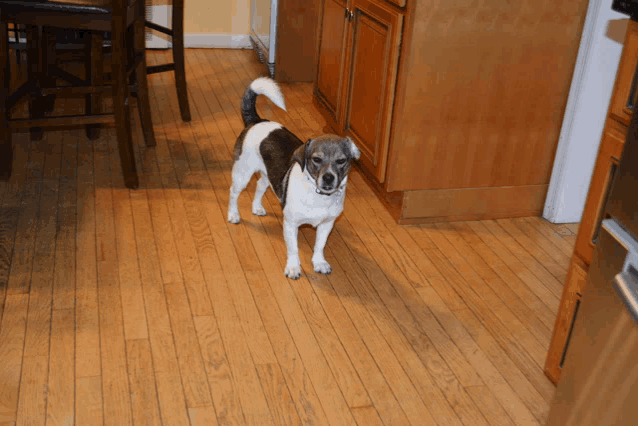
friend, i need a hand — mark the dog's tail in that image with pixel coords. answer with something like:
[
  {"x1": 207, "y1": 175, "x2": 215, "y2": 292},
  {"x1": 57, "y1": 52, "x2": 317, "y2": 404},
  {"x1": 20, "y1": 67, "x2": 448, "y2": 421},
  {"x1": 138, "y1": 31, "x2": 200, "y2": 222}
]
[{"x1": 241, "y1": 77, "x2": 287, "y2": 127}]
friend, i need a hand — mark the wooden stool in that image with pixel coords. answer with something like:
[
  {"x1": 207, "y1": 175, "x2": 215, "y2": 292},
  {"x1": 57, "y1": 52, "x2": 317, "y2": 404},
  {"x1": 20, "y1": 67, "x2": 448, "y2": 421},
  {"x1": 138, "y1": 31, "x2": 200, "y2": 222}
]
[
  {"x1": 0, "y1": 0, "x2": 156, "y2": 189},
  {"x1": 145, "y1": 0, "x2": 190, "y2": 122}
]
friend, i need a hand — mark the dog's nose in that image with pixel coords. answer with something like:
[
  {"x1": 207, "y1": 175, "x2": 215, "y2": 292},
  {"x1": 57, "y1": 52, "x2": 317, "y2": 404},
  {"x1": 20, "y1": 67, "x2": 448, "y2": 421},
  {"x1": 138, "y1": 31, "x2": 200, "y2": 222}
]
[{"x1": 323, "y1": 173, "x2": 335, "y2": 185}]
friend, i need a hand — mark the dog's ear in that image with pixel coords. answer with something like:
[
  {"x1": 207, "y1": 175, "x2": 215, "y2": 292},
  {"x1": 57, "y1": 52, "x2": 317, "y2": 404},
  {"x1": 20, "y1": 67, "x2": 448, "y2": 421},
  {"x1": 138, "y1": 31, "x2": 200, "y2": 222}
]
[
  {"x1": 345, "y1": 136, "x2": 360, "y2": 160},
  {"x1": 291, "y1": 142, "x2": 307, "y2": 169}
]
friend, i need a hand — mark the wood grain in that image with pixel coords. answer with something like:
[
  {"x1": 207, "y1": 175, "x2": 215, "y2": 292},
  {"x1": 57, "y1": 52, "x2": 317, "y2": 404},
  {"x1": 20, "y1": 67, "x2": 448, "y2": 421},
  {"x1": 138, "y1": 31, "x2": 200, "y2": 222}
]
[{"x1": 386, "y1": 0, "x2": 588, "y2": 192}]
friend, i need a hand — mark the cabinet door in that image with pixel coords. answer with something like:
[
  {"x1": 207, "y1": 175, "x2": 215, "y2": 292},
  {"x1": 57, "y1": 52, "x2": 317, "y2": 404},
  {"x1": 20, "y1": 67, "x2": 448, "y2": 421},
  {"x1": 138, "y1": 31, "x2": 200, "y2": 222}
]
[
  {"x1": 610, "y1": 20, "x2": 638, "y2": 127},
  {"x1": 315, "y1": 0, "x2": 350, "y2": 130},
  {"x1": 343, "y1": 0, "x2": 402, "y2": 182},
  {"x1": 574, "y1": 123, "x2": 625, "y2": 266},
  {"x1": 545, "y1": 255, "x2": 588, "y2": 385}
]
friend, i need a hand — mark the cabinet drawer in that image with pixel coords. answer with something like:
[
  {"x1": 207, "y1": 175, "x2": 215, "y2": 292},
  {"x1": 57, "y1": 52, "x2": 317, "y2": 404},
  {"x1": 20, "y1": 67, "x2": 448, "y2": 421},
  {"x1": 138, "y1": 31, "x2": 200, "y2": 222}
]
[
  {"x1": 574, "y1": 125, "x2": 624, "y2": 265},
  {"x1": 610, "y1": 20, "x2": 638, "y2": 126}
]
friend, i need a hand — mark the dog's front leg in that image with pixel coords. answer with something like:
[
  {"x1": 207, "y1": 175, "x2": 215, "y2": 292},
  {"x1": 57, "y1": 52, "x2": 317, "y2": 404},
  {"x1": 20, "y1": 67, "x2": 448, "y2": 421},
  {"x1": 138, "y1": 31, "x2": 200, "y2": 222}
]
[
  {"x1": 312, "y1": 219, "x2": 335, "y2": 274},
  {"x1": 283, "y1": 219, "x2": 302, "y2": 279}
]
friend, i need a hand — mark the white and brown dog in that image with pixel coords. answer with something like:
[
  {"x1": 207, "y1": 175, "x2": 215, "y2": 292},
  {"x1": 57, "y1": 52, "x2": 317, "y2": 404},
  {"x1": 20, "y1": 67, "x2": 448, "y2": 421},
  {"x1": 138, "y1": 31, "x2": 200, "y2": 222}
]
[{"x1": 227, "y1": 77, "x2": 360, "y2": 279}]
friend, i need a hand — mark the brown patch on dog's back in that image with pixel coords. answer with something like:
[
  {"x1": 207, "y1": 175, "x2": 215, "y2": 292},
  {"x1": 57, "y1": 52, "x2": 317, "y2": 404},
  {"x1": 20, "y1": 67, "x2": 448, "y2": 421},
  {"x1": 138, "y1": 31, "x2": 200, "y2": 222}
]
[{"x1": 259, "y1": 127, "x2": 304, "y2": 205}]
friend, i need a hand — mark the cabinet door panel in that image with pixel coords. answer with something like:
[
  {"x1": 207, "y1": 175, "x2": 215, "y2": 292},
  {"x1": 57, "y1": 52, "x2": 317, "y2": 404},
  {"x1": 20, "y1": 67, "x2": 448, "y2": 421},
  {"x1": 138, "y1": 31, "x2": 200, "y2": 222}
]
[
  {"x1": 610, "y1": 20, "x2": 638, "y2": 127},
  {"x1": 545, "y1": 256, "x2": 588, "y2": 385},
  {"x1": 345, "y1": 0, "x2": 402, "y2": 182},
  {"x1": 574, "y1": 126, "x2": 624, "y2": 266},
  {"x1": 315, "y1": 0, "x2": 349, "y2": 126}
]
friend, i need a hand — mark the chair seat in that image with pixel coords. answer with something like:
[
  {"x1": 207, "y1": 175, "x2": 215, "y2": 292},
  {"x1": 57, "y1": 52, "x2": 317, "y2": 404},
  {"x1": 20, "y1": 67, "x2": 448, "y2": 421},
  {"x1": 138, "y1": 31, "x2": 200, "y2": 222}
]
[{"x1": 0, "y1": 0, "x2": 110, "y2": 15}]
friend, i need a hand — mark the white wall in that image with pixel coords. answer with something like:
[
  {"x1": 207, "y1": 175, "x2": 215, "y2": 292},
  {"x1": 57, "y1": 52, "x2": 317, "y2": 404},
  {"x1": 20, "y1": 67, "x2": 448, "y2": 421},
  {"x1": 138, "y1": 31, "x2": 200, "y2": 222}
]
[{"x1": 543, "y1": 0, "x2": 629, "y2": 223}]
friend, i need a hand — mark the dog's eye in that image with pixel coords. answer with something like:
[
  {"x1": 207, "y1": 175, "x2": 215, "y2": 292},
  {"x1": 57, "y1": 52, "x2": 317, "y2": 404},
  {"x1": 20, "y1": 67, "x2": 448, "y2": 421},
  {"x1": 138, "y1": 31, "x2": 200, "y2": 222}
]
[
  {"x1": 312, "y1": 157, "x2": 322, "y2": 164},
  {"x1": 336, "y1": 159, "x2": 347, "y2": 165}
]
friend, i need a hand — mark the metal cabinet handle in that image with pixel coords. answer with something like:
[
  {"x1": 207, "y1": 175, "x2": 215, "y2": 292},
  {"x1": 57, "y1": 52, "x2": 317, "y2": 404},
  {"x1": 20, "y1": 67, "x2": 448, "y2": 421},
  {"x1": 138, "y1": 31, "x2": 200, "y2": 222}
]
[
  {"x1": 614, "y1": 269, "x2": 638, "y2": 323},
  {"x1": 345, "y1": 8, "x2": 354, "y2": 21}
]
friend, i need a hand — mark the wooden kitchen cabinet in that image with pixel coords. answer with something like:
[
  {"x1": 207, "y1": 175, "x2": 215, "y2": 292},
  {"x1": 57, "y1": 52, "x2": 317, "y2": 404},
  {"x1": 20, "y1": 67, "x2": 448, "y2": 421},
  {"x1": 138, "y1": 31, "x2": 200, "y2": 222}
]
[
  {"x1": 545, "y1": 20, "x2": 638, "y2": 385},
  {"x1": 315, "y1": 0, "x2": 402, "y2": 181},
  {"x1": 314, "y1": 0, "x2": 588, "y2": 223}
]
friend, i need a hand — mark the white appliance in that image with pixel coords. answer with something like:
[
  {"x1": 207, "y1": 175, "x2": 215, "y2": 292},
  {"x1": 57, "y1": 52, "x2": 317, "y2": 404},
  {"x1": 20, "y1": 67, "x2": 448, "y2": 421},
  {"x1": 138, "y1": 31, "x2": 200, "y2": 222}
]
[{"x1": 250, "y1": 0, "x2": 279, "y2": 77}]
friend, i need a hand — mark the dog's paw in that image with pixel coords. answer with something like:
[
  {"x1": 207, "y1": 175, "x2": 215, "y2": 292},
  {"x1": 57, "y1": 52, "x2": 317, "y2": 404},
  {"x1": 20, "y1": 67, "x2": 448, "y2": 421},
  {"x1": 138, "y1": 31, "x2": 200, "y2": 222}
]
[
  {"x1": 313, "y1": 261, "x2": 332, "y2": 275},
  {"x1": 284, "y1": 265, "x2": 302, "y2": 280},
  {"x1": 252, "y1": 205, "x2": 267, "y2": 216},
  {"x1": 227, "y1": 211, "x2": 241, "y2": 224}
]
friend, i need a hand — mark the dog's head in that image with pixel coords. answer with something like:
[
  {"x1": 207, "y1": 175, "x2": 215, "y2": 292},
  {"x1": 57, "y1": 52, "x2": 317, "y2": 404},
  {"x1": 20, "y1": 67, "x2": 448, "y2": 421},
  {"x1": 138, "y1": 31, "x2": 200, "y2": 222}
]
[{"x1": 292, "y1": 134, "x2": 360, "y2": 195}]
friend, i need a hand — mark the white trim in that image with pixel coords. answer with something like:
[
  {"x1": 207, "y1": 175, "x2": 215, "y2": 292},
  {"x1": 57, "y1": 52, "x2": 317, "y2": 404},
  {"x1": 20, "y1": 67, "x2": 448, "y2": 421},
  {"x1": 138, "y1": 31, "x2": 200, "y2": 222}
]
[
  {"x1": 146, "y1": 5, "x2": 171, "y2": 49},
  {"x1": 268, "y1": 0, "x2": 279, "y2": 63},
  {"x1": 183, "y1": 33, "x2": 252, "y2": 49},
  {"x1": 146, "y1": 33, "x2": 252, "y2": 49},
  {"x1": 543, "y1": 0, "x2": 604, "y2": 223},
  {"x1": 147, "y1": 33, "x2": 252, "y2": 49}
]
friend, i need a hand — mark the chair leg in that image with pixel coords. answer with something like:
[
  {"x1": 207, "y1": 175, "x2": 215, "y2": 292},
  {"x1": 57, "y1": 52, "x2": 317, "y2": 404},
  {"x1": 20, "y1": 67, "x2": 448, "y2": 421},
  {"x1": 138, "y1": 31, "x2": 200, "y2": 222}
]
[
  {"x1": 134, "y1": 11, "x2": 155, "y2": 147},
  {"x1": 26, "y1": 26, "x2": 44, "y2": 141},
  {"x1": 172, "y1": 0, "x2": 191, "y2": 122},
  {"x1": 0, "y1": 19, "x2": 12, "y2": 181},
  {"x1": 111, "y1": 26, "x2": 138, "y2": 189},
  {"x1": 85, "y1": 31, "x2": 103, "y2": 140},
  {"x1": 42, "y1": 28, "x2": 56, "y2": 116}
]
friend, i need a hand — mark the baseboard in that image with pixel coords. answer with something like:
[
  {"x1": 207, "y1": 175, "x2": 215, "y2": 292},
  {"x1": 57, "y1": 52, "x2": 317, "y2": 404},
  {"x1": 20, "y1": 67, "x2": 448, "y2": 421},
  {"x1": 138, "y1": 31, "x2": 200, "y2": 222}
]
[
  {"x1": 401, "y1": 185, "x2": 549, "y2": 223},
  {"x1": 147, "y1": 33, "x2": 251, "y2": 49},
  {"x1": 183, "y1": 33, "x2": 252, "y2": 49}
]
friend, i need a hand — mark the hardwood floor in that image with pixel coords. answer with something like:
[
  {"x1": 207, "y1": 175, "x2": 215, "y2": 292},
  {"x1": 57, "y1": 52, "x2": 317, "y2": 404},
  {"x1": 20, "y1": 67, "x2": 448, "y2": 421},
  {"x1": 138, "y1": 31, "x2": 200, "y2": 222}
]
[{"x1": 0, "y1": 48, "x2": 577, "y2": 426}]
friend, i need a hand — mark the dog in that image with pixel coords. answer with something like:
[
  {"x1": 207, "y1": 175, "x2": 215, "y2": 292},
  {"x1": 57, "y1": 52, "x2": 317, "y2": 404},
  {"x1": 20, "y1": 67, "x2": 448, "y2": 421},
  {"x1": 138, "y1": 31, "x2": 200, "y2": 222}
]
[{"x1": 227, "y1": 77, "x2": 360, "y2": 279}]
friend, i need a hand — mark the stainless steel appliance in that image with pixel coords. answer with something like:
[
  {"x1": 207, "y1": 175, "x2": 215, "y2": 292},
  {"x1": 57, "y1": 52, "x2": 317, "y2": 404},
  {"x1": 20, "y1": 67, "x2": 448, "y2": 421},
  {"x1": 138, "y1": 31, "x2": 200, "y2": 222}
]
[
  {"x1": 546, "y1": 57, "x2": 638, "y2": 424},
  {"x1": 250, "y1": 0, "x2": 279, "y2": 77}
]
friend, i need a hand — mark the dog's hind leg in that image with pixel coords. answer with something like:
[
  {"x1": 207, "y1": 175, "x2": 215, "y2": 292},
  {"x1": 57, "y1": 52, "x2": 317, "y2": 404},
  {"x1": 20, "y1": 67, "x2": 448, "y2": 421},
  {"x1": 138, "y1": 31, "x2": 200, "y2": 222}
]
[
  {"x1": 312, "y1": 219, "x2": 335, "y2": 274},
  {"x1": 252, "y1": 173, "x2": 269, "y2": 216},
  {"x1": 227, "y1": 162, "x2": 253, "y2": 224}
]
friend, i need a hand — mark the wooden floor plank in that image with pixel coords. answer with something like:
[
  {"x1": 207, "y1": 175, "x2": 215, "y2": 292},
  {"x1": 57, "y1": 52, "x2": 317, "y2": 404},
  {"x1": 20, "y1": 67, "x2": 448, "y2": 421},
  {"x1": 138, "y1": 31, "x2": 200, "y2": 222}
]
[
  {"x1": 46, "y1": 308, "x2": 75, "y2": 426},
  {"x1": 74, "y1": 124, "x2": 103, "y2": 425},
  {"x1": 193, "y1": 315, "x2": 246, "y2": 426},
  {"x1": 0, "y1": 294, "x2": 29, "y2": 423},
  {"x1": 0, "y1": 130, "x2": 32, "y2": 325},
  {"x1": 16, "y1": 121, "x2": 65, "y2": 425},
  {"x1": 126, "y1": 339, "x2": 162, "y2": 426},
  {"x1": 92, "y1": 128, "x2": 134, "y2": 426},
  {"x1": 52, "y1": 131, "x2": 78, "y2": 312}
]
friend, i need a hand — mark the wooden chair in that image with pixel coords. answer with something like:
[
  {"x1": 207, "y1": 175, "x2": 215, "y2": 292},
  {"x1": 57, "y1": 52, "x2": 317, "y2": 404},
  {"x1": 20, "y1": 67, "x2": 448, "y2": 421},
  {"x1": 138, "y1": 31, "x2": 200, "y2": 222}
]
[
  {"x1": 145, "y1": 0, "x2": 190, "y2": 121},
  {"x1": 0, "y1": 0, "x2": 156, "y2": 189}
]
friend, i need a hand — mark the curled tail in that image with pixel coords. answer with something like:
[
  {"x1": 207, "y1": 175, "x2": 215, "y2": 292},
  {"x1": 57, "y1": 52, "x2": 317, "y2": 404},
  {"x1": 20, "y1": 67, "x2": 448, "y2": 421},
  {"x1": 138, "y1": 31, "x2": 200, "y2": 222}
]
[{"x1": 241, "y1": 77, "x2": 287, "y2": 126}]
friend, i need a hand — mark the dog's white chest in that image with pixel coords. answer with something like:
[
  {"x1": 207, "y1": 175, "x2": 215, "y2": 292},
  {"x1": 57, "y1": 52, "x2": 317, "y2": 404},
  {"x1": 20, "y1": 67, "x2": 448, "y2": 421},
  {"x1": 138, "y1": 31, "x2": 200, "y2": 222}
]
[{"x1": 283, "y1": 164, "x2": 345, "y2": 227}]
